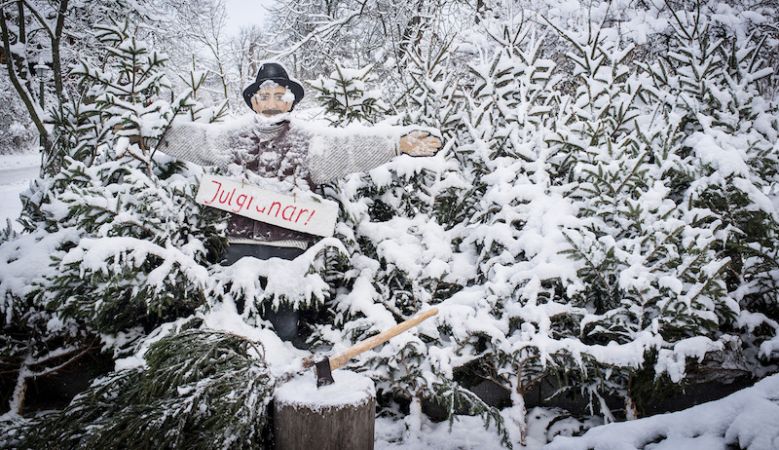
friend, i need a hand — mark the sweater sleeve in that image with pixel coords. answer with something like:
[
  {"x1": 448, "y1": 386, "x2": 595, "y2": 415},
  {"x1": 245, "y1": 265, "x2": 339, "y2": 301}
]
[
  {"x1": 157, "y1": 122, "x2": 233, "y2": 167},
  {"x1": 306, "y1": 132, "x2": 399, "y2": 184}
]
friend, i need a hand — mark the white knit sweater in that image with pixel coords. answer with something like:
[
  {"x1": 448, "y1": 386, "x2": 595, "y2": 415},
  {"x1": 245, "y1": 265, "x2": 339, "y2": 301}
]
[
  {"x1": 157, "y1": 115, "x2": 401, "y2": 249},
  {"x1": 158, "y1": 115, "x2": 400, "y2": 184}
]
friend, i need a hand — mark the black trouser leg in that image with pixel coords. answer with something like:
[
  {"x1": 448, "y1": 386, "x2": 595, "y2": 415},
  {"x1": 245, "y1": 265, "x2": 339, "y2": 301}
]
[
  {"x1": 222, "y1": 243, "x2": 306, "y2": 265},
  {"x1": 221, "y1": 243, "x2": 307, "y2": 346}
]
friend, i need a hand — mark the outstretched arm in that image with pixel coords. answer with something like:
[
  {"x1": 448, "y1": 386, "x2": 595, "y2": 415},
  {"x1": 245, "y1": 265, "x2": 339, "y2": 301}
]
[
  {"x1": 307, "y1": 129, "x2": 443, "y2": 184},
  {"x1": 307, "y1": 133, "x2": 399, "y2": 184},
  {"x1": 157, "y1": 121, "x2": 233, "y2": 167}
]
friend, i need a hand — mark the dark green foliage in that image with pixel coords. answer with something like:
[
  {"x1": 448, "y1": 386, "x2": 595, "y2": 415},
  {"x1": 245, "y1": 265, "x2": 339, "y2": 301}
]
[
  {"x1": 308, "y1": 63, "x2": 387, "y2": 126},
  {"x1": 627, "y1": 350, "x2": 685, "y2": 417},
  {"x1": 20, "y1": 330, "x2": 274, "y2": 450},
  {"x1": 0, "y1": 15, "x2": 231, "y2": 427},
  {"x1": 433, "y1": 378, "x2": 512, "y2": 449},
  {"x1": 32, "y1": 158, "x2": 226, "y2": 335}
]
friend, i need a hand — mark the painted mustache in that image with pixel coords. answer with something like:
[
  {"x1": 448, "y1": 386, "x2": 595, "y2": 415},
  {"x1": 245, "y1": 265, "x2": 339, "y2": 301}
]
[{"x1": 261, "y1": 109, "x2": 284, "y2": 115}]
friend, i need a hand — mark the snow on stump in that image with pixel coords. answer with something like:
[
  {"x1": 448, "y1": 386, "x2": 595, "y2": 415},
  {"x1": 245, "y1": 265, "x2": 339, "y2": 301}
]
[{"x1": 273, "y1": 370, "x2": 376, "y2": 450}]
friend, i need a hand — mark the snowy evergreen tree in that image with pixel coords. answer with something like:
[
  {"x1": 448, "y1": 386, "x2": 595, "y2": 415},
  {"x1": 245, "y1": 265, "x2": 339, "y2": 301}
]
[
  {"x1": 0, "y1": 19, "x2": 242, "y2": 438},
  {"x1": 397, "y1": 39, "x2": 463, "y2": 133},
  {"x1": 0, "y1": 0, "x2": 173, "y2": 174},
  {"x1": 638, "y1": 3, "x2": 779, "y2": 377},
  {"x1": 26, "y1": 20, "x2": 226, "y2": 342},
  {"x1": 305, "y1": 30, "x2": 513, "y2": 444},
  {"x1": 549, "y1": 23, "x2": 736, "y2": 418},
  {"x1": 308, "y1": 62, "x2": 387, "y2": 125},
  {"x1": 443, "y1": 20, "x2": 580, "y2": 443}
]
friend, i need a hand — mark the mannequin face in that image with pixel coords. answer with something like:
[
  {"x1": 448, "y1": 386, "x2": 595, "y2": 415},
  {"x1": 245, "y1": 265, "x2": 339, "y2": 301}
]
[{"x1": 250, "y1": 85, "x2": 293, "y2": 117}]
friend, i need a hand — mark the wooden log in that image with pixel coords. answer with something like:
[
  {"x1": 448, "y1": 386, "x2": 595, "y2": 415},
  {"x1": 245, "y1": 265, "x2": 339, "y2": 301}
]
[{"x1": 274, "y1": 370, "x2": 375, "y2": 450}]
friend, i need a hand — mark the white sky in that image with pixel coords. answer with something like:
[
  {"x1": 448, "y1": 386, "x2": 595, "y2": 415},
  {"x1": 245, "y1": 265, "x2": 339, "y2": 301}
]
[{"x1": 223, "y1": 0, "x2": 274, "y2": 36}]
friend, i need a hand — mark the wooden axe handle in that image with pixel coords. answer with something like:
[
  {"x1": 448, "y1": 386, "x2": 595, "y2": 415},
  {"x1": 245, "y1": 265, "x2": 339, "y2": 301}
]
[{"x1": 328, "y1": 307, "x2": 438, "y2": 371}]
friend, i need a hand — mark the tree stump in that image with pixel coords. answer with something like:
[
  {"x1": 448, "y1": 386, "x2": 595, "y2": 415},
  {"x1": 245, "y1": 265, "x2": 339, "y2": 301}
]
[{"x1": 273, "y1": 370, "x2": 375, "y2": 450}]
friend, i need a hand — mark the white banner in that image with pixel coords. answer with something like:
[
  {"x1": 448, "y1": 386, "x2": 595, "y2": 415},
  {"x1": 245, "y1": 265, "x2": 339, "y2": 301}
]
[{"x1": 195, "y1": 174, "x2": 339, "y2": 237}]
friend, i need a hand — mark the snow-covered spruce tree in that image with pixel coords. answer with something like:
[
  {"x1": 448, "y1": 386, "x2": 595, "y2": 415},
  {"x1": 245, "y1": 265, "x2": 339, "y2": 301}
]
[
  {"x1": 0, "y1": 0, "x2": 171, "y2": 175},
  {"x1": 446, "y1": 20, "x2": 581, "y2": 444},
  {"x1": 29, "y1": 20, "x2": 226, "y2": 344},
  {"x1": 304, "y1": 44, "x2": 510, "y2": 444},
  {"x1": 637, "y1": 3, "x2": 779, "y2": 378},
  {"x1": 396, "y1": 38, "x2": 474, "y2": 228},
  {"x1": 397, "y1": 39, "x2": 463, "y2": 132},
  {"x1": 307, "y1": 62, "x2": 387, "y2": 126},
  {"x1": 546, "y1": 22, "x2": 737, "y2": 418},
  {"x1": 0, "y1": 21, "x2": 284, "y2": 448}
]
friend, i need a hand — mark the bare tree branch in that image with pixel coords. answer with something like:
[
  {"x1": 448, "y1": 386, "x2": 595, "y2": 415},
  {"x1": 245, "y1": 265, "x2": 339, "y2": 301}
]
[{"x1": 0, "y1": 6, "x2": 47, "y2": 139}]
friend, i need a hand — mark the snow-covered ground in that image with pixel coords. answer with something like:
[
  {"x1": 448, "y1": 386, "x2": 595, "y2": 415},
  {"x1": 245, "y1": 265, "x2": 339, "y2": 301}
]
[
  {"x1": 376, "y1": 414, "x2": 510, "y2": 450},
  {"x1": 0, "y1": 152, "x2": 39, "y2": 229},
  {"x1": 374, "y1": 374, "x2": 779, "y2": 450},
  {"x1": 547, "y1": 374, "x2": 779, "y2": 450}
]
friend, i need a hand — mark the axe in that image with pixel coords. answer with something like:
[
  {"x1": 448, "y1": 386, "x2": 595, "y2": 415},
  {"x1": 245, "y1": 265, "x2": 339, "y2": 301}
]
[{"x1": 307, "y1": 307, "x2": 438, "y2": 387}]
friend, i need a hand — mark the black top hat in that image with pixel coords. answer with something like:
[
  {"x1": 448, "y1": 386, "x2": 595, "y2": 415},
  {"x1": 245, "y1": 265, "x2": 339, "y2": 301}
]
[{"x1": 242, "y1": 62, "x2": 305, "y2": 110}]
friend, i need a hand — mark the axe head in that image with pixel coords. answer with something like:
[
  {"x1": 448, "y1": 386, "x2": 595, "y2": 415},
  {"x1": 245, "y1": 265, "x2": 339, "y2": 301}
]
[{"x1": 315, "y1": 358, "x2": 334, "y2": 387}]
